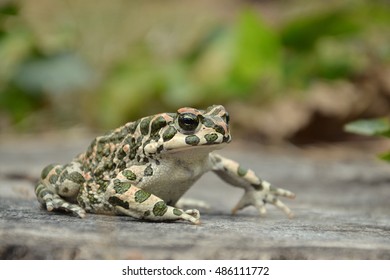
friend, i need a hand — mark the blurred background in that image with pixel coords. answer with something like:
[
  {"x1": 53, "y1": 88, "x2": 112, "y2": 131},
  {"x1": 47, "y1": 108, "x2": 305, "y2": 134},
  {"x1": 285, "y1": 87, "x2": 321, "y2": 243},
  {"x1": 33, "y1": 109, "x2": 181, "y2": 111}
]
[
  {"x1": 1, "y1": 0, "x2": 389, "y2": 146},
  {"x1": 2, "y1": 0, "x2": 390, "y2": 261}
]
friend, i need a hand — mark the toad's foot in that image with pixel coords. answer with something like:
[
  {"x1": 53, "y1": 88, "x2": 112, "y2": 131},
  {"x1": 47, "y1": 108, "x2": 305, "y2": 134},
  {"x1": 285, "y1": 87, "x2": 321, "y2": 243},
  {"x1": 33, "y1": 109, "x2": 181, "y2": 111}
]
[
  {"x1": 35, "y1": 183, "x2": 86, "y2": 218},
  {"x1": 183, "y1": 209, "x2": 201, "y2": 224},
  {"x1": 232, "y1": 186, "x2": 295, "y2": 218}
]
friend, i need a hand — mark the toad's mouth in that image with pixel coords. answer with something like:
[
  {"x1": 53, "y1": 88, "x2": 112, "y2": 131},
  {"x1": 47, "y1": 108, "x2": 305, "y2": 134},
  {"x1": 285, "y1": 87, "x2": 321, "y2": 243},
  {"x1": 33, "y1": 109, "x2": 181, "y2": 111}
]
[
  {"x1": 163, "y1": 141, "x2": 229, "y2": 155},
  {"x1": 162, "y1": 133, "x2": 231, "y2": 152}
]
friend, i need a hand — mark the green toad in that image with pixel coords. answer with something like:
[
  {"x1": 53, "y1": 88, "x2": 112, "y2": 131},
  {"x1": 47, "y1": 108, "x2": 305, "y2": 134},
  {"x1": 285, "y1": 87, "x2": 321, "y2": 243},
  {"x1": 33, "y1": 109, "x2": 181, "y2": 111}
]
[{"x1": 35, "y1": 105, "x2": 295, "y2": 224}]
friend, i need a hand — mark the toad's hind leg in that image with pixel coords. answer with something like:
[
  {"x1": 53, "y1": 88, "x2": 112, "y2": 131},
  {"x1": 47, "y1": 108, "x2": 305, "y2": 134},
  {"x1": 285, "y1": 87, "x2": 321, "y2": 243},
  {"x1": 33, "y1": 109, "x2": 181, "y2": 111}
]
[{"x1": 35, "y1": 162, "x2": 86, "y2": 218}]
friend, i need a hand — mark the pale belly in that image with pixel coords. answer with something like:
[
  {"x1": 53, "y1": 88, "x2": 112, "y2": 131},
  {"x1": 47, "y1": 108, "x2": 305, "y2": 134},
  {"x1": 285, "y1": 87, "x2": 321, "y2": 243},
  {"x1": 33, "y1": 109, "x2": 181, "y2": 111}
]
[{"x1": 138, "y1": 158, "x2": 209, "y2": 205}]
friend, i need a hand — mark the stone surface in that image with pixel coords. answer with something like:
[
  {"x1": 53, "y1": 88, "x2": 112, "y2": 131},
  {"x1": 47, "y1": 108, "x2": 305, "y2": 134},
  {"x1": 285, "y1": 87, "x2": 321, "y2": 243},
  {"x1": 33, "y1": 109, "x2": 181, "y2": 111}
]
[{"x1": 1, "y1": 134, "x2": 389, "y2": 259}]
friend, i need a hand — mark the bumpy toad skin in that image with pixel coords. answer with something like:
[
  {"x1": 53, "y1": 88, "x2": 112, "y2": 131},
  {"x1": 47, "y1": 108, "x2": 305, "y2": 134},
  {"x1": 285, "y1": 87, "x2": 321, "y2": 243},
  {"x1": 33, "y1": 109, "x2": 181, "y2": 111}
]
[{"x1": 35, "y1": 105, "x2": 295, "y2": 224}]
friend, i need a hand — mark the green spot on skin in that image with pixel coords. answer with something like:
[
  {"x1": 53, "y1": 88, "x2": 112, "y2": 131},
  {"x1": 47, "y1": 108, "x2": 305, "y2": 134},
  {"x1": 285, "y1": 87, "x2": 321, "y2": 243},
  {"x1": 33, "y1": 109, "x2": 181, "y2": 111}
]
[
  {"x1": 128, "y1": 137, "x2": 141, "y2": 160},
  {"x1": 125, "y1": 136, "x2": 135, "y2": 146},
  {"x1": 55, "y1": 167, "x2": 62, "y2": 175},
  {"x1": 162, "y1": 126, "x2": 177, "y2": 142},
  {"x1": 95, "y1": 154, "x2": 102, "y2": 162},
  {"x1": 134, "y1": 189, "x2": 151, "y2": 203},
  {"x1": 129, "y1": 148, "x2": 137, "y2": 160},
  {"x1": 108, "y1": 196, "x2": 130, "y2": 209},
  {"x1": 153, "y1": 201, "x2": 168, "y2": 216},
  {"x1": 40, "y1": 189, "x2": 54, "y2": 197},
  {"x1": 205, "y1": 133, "x2": 218, "y2": 144},
  {"x1": 88, "y1": 193, "x2": 99, "y2": 204},
  {"x1": 34, "y1": 183, "x2": 45, "y2": 194},
  {"x1": 140, "y1": 117, "x2": 152, "y2": 136},
  {"x1": 144, "y1": 165, "x2": 153, "y2": 176},
  {"x1": 113, "y1": 179, "x2": 120, "y2": 184},
  {"x1": 97, "y1": 143, "x2": 105, "y2": 155},
  {"x1": 144, "y1": 210, "x2": 151, "y2": 217},
  {"x1": 113, "y1": 181, "x2": 132, "y2": 194},
  {"x1": 173, "y1": 208, "x2": 183, "y2": 216},
  {"x1": 68, "y1": 171, "x2": 86, "y2": 184},
  {"x1": 98, "y1": 180, "x2": 109, "y2": 192},
  {"x1": 59, "y1": 170, "x2": 68, "y2": 183},
  {"x1": 214, "y1": 125, "x2": 225, "y2": 135},
  {"x1": 49, "y1": 174, "x2": 59, "y2": 184},
  {"x1": 36, "y1": 184, "x2": 54, "y2": 199},
  {"x1": 237, "y1": 166, "x2": 248, "y2": 177},
  {"x1": 103, "y1": 147, "x2": 110, "y2": 157},
  {"x1": 127, "y1": 120, "x2": 139, "y2": 134},
  {"x1": 185, "y1": 135, "x2": 200, "y2": 146},
  {"x1": 151, "y1": 116, "x2": 167, "y2": 135},
  {"x1": 117, "y1": 148, "x2": 126, "y2": 160},
  {"x1": 94, "y1": 167, "x2": 104, "y2": 177},
  {"x1": 117, "y1": 161, "x2": 126, "y2": 170},
  {"x1": 123, "y1": 170, "x2": 137, "y2": 181},
  {"x1": 41, "y1": 164, "x2": 56, "y2": 179}
]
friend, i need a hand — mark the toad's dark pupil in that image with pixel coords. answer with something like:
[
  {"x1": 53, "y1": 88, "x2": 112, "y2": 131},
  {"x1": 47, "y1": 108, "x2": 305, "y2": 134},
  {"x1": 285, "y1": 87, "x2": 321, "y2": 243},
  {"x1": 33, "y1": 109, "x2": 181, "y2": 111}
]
[{"x1": 178, "y1": 113, "x2": 199, "y2": 132}]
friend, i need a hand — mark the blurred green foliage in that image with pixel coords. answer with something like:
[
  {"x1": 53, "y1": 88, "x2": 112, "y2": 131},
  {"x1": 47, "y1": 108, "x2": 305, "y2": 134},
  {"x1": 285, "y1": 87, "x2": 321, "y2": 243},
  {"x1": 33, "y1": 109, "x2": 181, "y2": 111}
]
[
  {"x1": 345, "y1": 118, "x2": 390, "y2": 162},
  {"x1": 0, "y1": 2, "x2": 94, "y2": 128},
  {"x1": 0, "y1": 0, "x2": 389, "y2": 130},
  {"x1": 345, "y1": 118, "x2": 390, "y2": 138}
]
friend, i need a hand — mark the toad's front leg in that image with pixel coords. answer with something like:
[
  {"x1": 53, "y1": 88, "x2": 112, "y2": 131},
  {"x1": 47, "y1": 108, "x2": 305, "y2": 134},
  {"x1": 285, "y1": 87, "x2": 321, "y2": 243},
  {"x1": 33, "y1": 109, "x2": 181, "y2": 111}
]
[
  {"x1": 100, "y1": 177, "x2": 200, "y2": 224},
  {"x1": 209, "y1": 153, "x2": 295, "y2": 218}
]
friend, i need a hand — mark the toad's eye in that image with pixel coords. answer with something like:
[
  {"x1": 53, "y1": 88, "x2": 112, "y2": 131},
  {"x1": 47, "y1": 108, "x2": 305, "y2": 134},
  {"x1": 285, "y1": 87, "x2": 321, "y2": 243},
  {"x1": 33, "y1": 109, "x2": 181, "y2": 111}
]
[{"x1": 178, "y1": 113, "x2": 199, "y2": 133}]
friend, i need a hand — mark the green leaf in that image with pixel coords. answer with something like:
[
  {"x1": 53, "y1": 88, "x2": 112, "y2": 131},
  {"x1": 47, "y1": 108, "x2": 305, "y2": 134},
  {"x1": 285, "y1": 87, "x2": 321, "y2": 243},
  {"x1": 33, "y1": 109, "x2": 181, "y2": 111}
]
[
  {"x1": 229, "y1": 10, "x2": 282, "y2": 94},
  {"x1": 0, "y1": 2, "x2": 19, "y2": 16},
  {"x1": 234, "y1": 11, "x2": 280, "y2": 75},
  {"x1": 344, "y1": 118, "x2": 390, "y2": 137},
  {"x1": 379, "y1": 152, "x2": 390, "y2": 162},
  {"x1": 280, "y1": 7, "x2": 360, "y2": 52},
  {"x1": 189, "y1": 10, "x2": 282, "y2": 97},
  {"x1": 13, "y1": 52, "x2": 94, "y2": 94}
]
